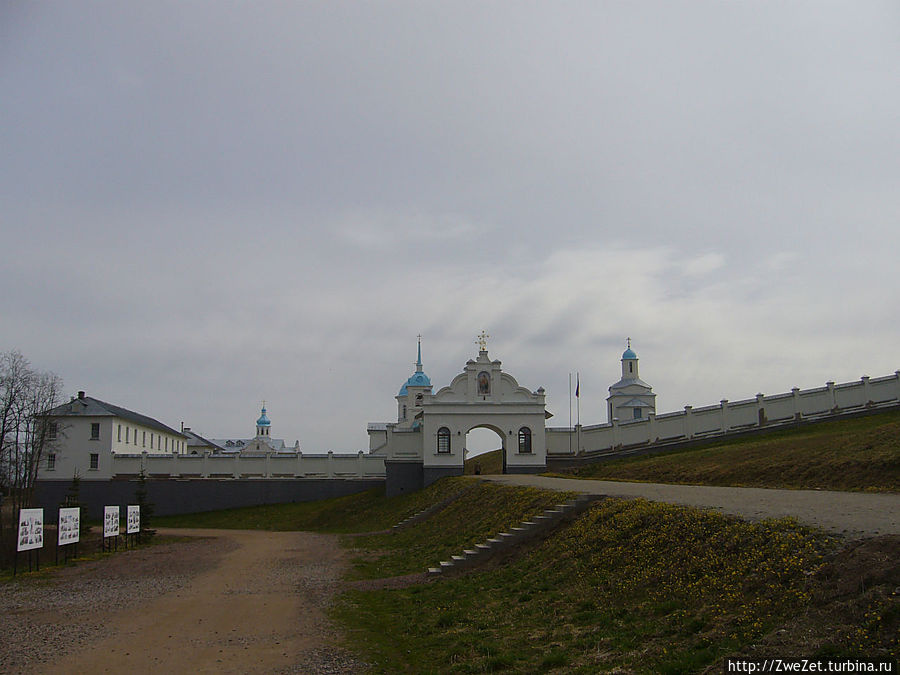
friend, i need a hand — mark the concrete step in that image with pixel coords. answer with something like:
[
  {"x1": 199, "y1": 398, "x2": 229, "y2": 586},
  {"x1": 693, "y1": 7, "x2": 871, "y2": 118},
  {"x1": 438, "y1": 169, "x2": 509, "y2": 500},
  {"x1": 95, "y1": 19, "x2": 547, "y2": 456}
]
[{"x1": 427, "y1": 494, "x2": 602, "y2": 576}]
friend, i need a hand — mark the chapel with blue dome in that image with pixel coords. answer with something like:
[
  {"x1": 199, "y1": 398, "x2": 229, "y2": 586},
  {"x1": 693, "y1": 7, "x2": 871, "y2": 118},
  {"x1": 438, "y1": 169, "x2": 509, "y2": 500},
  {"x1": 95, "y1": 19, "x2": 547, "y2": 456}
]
[
  {"x1": 397, "y1": 336, "x2": 433, "y2": 426},
  {"x1": 607, "y1": 338, "x2": 656, "y2": 422}
]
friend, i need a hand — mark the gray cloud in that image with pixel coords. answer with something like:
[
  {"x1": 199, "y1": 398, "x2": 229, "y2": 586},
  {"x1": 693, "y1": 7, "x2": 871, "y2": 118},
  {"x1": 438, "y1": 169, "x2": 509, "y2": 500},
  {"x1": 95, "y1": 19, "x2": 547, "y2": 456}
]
[{"x1": 2, "y1": 2, "x2": 898, "y2": 451}]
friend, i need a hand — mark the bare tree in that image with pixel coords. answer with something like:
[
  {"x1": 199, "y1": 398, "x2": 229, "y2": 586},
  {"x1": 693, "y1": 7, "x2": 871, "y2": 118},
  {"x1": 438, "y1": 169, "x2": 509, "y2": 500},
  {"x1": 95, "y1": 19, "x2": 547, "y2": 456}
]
[{"x1": 0, "y1": 351, "x2": 63, "y2": 552}]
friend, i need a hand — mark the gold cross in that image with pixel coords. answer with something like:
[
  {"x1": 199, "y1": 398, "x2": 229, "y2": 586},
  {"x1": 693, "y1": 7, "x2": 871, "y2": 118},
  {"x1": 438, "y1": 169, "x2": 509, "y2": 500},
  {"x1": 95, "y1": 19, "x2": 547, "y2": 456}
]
[{"x1": 476, "y1": 330, "x2": 490, "y2": 351}]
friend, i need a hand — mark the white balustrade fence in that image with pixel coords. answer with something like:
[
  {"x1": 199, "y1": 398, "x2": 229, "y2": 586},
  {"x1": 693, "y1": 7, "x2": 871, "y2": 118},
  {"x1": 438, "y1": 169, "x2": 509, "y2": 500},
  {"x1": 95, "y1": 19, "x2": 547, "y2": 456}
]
[
  {"x1": 109, "y1": 450, "x2": 386, "y2": 479},
  {"x1": 547, "y1": 371, "x2": 900, "y2": 456}
]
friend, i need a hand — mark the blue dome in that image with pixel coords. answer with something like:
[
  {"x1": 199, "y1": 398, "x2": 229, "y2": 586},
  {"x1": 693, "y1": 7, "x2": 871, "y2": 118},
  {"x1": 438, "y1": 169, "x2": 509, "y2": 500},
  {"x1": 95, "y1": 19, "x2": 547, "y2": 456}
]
[
  {"x1": 399, "y1": 372, "x2": 431, "y2": 396},
  {"x1": 398, "y1": 337, "x2": 432, "y2": 396},
  {"x1": 256, "y1": 407, "x2": 271, "y2": 427},
  {"x1": 622, "y1": 348, "x2": 637, "y2": 360}
]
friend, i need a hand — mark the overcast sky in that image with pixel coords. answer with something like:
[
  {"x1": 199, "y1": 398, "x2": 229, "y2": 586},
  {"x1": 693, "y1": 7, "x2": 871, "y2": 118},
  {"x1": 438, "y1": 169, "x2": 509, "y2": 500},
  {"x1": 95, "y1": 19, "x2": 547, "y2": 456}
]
[{"x1": 2, "y1": 2, "x2": 898, "y2": 453}]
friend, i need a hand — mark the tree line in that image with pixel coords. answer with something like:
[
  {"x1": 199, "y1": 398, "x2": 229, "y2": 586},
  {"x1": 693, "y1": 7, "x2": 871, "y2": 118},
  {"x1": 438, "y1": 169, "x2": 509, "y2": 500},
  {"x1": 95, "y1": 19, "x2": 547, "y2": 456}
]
[{"x1": 0, "y1": 350, "x2": 63, "y2": 552}]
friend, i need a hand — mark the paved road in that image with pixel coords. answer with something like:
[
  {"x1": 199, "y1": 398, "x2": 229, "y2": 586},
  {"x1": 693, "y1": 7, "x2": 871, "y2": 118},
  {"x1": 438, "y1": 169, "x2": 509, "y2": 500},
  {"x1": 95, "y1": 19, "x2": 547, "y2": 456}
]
[{"x1": 481, "y1": 475, "x2": 900, "y2": 538}]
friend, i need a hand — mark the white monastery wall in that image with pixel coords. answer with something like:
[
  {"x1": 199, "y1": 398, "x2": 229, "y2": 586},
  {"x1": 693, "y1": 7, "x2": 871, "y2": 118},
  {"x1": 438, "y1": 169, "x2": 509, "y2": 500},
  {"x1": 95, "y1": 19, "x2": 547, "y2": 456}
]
[
  {"x1": 547, "y1": 371, "x2": 900, "y2": 456},
  {"x1": 106, "y1": 450, "x2": 385, "y2": 480}
]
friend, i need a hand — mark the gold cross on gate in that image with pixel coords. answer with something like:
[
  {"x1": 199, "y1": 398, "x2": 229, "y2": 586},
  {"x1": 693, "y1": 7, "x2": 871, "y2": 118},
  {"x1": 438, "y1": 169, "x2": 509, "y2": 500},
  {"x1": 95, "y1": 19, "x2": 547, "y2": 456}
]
[{"x1": 476, "y1": 330, "x2": 490, "y2": 351}]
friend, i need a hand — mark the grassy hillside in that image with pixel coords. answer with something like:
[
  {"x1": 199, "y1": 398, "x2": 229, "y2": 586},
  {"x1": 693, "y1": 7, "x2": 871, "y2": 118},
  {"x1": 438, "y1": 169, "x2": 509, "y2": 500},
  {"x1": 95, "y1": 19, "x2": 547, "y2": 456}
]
[
  {"x1": 336, "y1": 498, "x2": 899, "y2": 673},
  {"x1": 464, "y1": 448, "x2": 503, "y2": 475},
  {"x1": 559, "y1": 410, "x2": 900, "y2": 491},
  {"x1": 348, "y1": 480, "x2": 574, "y2": 579},
  {"x1": 155, "y1": 477, "x2": 471, "y2": 533},
  {"x1": 154, "y1": 474, "x2": 899, "y2": 672}
]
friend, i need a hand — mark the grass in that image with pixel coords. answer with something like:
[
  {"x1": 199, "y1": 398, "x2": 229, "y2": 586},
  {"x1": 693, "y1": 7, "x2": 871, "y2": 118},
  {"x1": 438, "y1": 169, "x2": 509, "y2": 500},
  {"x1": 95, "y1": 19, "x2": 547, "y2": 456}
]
[
  {"x1": 156, "y1": 476, "x2": 575, "y2": 577},
  {"x1": 347, "y1": 480, "x2": 575, "y2": 578},
  {"x1": 335, "y1": 498, "x2": 898, "y2": 673},
  {"x1": 558, "y1": 409, "x2": 900, "y2": 491},
  {"x1": 154, "y1": 477, "x2": 471, "y2": 533},
  {"x1": 0, "y1": 531, "x2": 173, "y2": 582},
  {"x1": 465, "y1": 449, "x2": 503, "y2": 475}
]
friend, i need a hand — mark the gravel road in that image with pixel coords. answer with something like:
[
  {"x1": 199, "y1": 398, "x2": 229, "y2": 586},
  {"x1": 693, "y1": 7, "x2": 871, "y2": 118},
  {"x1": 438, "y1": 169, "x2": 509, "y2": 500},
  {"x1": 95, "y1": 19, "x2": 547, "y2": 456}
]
[
  {"x1": 0, "y1": 529, "x2": 366, "y2": 675},
  {"x1": 482, "y1": 475, "x2": 900, "y2": 538}
]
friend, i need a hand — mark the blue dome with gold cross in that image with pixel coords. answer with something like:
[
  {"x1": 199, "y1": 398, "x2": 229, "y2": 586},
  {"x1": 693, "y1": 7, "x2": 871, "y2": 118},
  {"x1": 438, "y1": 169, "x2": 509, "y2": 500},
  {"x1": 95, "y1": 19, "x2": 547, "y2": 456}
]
[{"x1": 256, "y1": 406, "x2": 271, "y2": 427}]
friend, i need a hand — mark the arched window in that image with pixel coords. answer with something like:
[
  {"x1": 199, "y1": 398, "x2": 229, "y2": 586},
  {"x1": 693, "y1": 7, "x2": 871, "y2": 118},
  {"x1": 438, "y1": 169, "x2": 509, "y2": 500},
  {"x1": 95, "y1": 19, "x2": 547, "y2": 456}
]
[
  {"x1": 437, "y1": 427, "x2": 451, "y2": 454},
  {"x1": 415, "y1": 393, "x2": 423, "y2": 406},
  {"x1": 518, "y1": 427, "x2": 532, "y2": 454}
]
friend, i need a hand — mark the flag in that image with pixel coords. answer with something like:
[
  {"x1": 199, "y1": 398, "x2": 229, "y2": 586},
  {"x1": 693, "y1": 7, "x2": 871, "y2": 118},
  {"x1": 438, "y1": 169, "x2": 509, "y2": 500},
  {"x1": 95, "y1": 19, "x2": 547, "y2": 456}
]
[{"x1": 575, "y1": 373, "x2": 580, "y2": 398}]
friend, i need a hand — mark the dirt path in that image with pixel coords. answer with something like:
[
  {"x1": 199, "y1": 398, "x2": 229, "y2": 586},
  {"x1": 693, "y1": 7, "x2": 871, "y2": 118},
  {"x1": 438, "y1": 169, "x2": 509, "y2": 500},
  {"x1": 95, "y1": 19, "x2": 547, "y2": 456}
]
[
  {"x1": 482, "y1": 475, "x2": 900, "y2": 538},
  {"x1": 2, "y1": 529, "x2": 364, "y2": 675}
]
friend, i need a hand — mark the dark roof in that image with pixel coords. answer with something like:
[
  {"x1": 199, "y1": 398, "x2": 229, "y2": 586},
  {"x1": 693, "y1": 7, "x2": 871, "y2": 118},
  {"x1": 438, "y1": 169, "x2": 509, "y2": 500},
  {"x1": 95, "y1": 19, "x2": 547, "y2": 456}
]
[
  {"x1": 184, "y1": 430, "x2": 226, "y2": 451},
  {"x1": 44, "y1": 395, "x2": 186, "y2": 438}
]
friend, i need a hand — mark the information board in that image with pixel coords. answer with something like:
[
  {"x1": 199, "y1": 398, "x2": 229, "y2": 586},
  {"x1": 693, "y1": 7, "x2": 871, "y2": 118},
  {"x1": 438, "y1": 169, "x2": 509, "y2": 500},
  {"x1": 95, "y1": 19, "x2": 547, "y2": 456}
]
[
  {"x1": 58, "y1": 507, "x2": 80, "y2": 546},
  {"x1": 17, "y1": 508, "x2": 44, "y2": 552},
  {"x1": 103, "y1": 505, "x2": 119, "y2": 538},
  {"x1": 126, "y1": 505, "x2": 140, "y2": 535}
]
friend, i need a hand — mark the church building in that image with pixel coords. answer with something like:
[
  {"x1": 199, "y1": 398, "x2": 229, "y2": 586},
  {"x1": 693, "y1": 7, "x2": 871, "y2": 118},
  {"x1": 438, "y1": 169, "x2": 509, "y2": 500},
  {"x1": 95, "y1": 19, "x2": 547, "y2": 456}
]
[
  {"x1": 606, "y1": 339, "x2": 656, "y2": 421},
  {"x1": 212, "y1": 404, "x2": 300, "y2": 453}
]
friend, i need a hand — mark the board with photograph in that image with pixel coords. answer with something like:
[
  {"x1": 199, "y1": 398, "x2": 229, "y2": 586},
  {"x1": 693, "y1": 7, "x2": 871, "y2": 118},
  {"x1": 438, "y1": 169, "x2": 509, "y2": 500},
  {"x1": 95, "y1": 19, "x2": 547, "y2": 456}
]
[
  {"x1": 103, "y1": 505, "x2": 120, "y2": 538},
  {"x1": 58, "y1": 507, "x2": 81, "y2": 546},
  {"x1": 126, "y1": 505, "x2": 140, "y2": 535},
  {"x1": 17, "y1": 508, "x2": 44, "y2": 552}
]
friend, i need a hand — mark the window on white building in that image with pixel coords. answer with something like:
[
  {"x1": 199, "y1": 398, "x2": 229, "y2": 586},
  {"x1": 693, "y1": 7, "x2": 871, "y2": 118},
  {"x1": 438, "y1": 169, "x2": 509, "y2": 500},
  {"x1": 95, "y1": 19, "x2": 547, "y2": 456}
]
[
  {"x1": 518, "y1": 427, "x2": 532, "y2": 453},
  {"x1": 47, "y1": 453, "x2": 56, "y2": 470},
  {"x1": 89, "y1": 453, "x2": 99, "y2": 470},
  {"x1": 437, "y1": 427, "x2": 451, "y2": 454},
  {"x1": 49, "y1": 422, "x2": 58, "y2": 441},
  {"x1": 91, "y1": 423, "x2": 100, "y2": 440},
  {"x1": 118, "y1": 424, "x2": 122, "y2": 442}
]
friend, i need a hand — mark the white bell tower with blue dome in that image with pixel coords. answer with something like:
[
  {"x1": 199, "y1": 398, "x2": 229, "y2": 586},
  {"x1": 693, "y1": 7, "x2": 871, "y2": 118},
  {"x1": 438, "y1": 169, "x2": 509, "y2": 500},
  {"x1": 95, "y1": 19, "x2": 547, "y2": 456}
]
[
  {"x1": 607, "y1": 339, "x2": 656, "y2": 422},
  {"x1": 397, "y1": 335, "x2": 433, "y2": 426},
  {"x1": 256, "y1": 403, "x2": 271, "y2": 438}
]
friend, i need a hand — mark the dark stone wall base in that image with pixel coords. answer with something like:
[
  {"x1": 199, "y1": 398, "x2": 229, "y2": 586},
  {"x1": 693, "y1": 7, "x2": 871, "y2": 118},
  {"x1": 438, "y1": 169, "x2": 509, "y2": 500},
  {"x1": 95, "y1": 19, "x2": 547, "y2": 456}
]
[
  {"x1": 384, "y1": 461, "x2": 424, "y2": 497},
  {"x1": 34, "y1": 478, "x2": 384, "y2": 520}
]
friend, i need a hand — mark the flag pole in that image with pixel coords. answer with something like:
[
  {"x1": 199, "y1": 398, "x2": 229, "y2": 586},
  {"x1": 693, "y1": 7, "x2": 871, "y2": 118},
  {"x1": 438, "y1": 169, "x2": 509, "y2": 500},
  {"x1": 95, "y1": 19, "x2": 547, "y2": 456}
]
[
  {"x1": 576, "y1": 372, "x2": 581, "y2": 427},
  {"x1": 568, "y1": 372, "x2": 573, "y2": 454}
]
